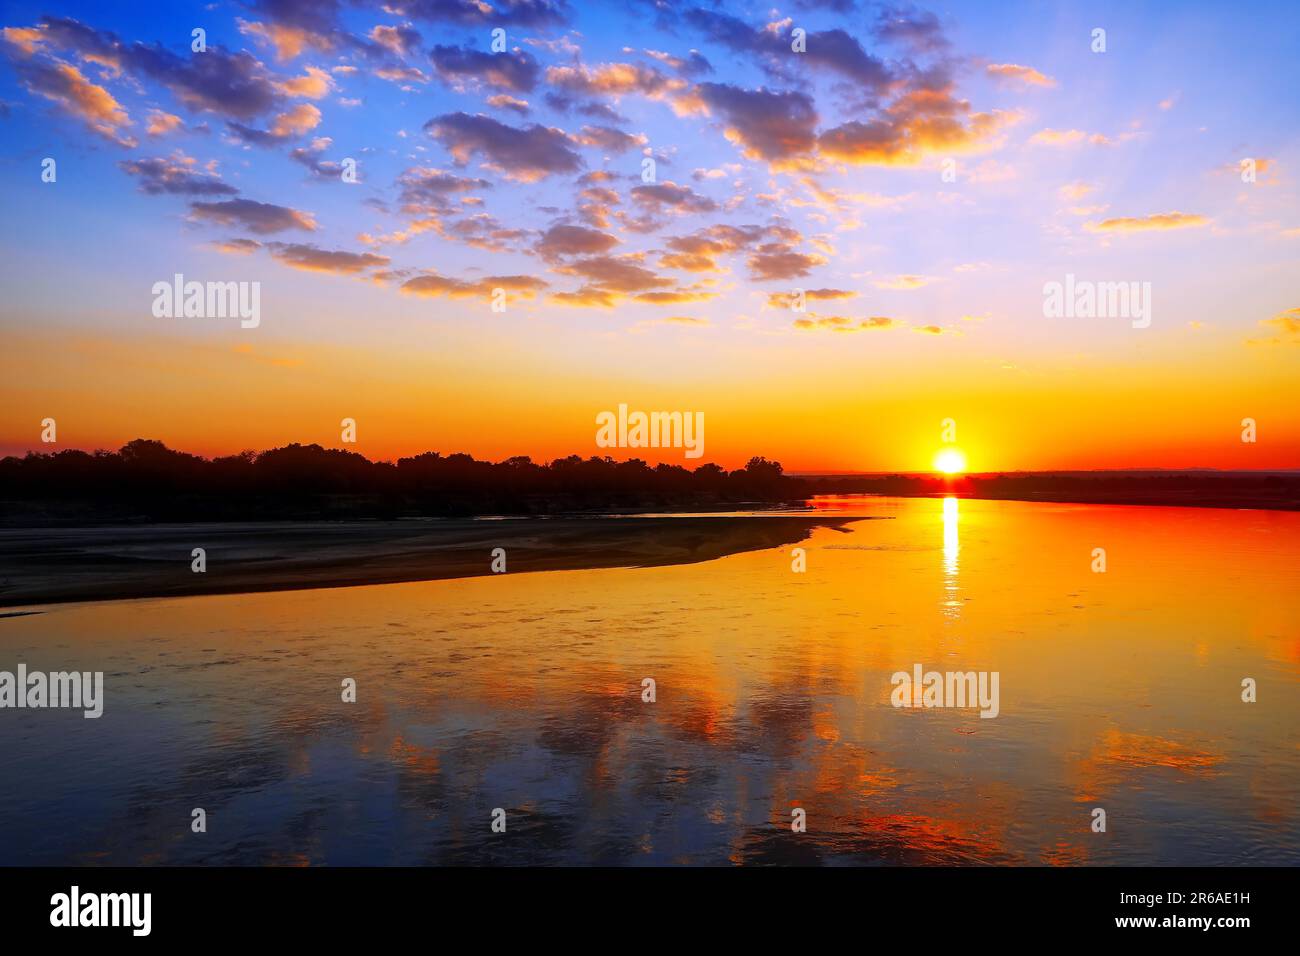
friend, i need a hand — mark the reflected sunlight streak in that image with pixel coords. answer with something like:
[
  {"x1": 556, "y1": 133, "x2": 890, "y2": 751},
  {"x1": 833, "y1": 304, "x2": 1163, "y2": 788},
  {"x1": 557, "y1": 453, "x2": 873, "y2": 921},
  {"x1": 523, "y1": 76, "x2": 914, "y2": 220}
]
[{"x1": 942, "y1": 496, "x2": 961, "y2": 619}]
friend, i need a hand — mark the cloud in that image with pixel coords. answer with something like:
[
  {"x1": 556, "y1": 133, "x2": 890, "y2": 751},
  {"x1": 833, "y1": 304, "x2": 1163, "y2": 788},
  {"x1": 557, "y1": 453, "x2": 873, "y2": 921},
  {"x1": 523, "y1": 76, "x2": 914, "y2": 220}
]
[
  {"x1": 272, "y1": 102, "x2": 321, "y2": 135},
  {"x1": 368, "y1": 24, "x2": 422, "y2": 58},
  {"x1": 289, "y1": 136, "x2": 344, "y2": 178},
  {"x1": 873, "y1": 273, "x2": 937, "y2": 290},
  {"x1": 361, "y1": 166, "x2": 495, "y2": 246},
  {"x1": 128, "y1": 42, "x2": 284, "y2": 120},
  {"x1": 659, "y1": 223, "x2": 770, "y2": 272},
  {"x1": 145, "y1": 108, "x2": 183, "y2": 136},
  {"x1": 553, "y1": 254, "x2": 675, "y2": 292},
  {"x1": 13, "y1": 59, "x2": 134, "y2": 146},
  {"x1": 266, "y1": 242, "x2": 390, "y2": 275},
  {"x1": 386, "y1": 0, "x2": 570, "y2": 29},
  {"x1": 189, "y1": 198, "x2": 317, "y2": 234},
  {"x1": 238, "y1": 20, "x2": 328, "y2": 62},
  {"x1": 794, "y1": 314, "x2": 900, "y2": 332},
  {"x1": 1085, "y1": 212, "x2": 1209, "y2": 233},
  {"x1": 630, "y1": 181, "x2": 718, "y2": 213},
  {"x1": 400, "y1": 271, "x2": 548, "y2": 300},
  {"x1": 574, "y1": 124, "x2": 648, "y2": 153},
  {"x1": 747, "y1": 244, "x2": 826, "y2": 280},
  {"x1": 430, "y1": 44, "x2": 540, "y2": 93},
  {"x1": 1249, "y1": 306, "x2": 1300, "y2": 345},
  {"x1": 547, "y1": 61, "x2": 678, "y2": 100},
  {"x1": 275, "y1": 65, "x2": 333, "y2": 99},
  {"x1": 684, "y1": 9, "x2": 892, "y2": 91},
  {"x1": 5, "y1": 17, "x2": 291, "y2": 121},
  {"x1": 549, "y1": 286, "x2": 620, "y2": 307},
  {"x1": 819, "y1": 89, "x2": 1021, "y2": 166},
  {"x1": 632, "y1": 289, "x2": 718, "y2": 304},
  {"x1": 695, "y1": 83, "x2": 819, "y2": 167},
  {"x1": 2, "y1": 26, "x2": 46, "y2": 55},
  {"x1": 439, "y1": 213, "x2": 529, "y2": 252},
  {"x1": 374, "y1": 65, "x2": 428, "y2": 86},
  {"x1": 985, "y1": 63, "x2": 1055, "y2": 88},
  {"x1": 871, "y1": 5, "x2": 949, "y2": 54},
  {"x1": 1058, "y1": 181, "x2": 1096, "y2": 202},
  {"x1": 234, "y1": 0, "x2": 362, "y2": 60},
  {"x1": 120, "y1": 153, "x2": 238, "y2": 196},
  {"x1": 487, "y1": 94, "x2": 530, "y2": 115},
  {"x1": 1029, "y1": 128, "x2": 1113, "y2": 147},
  {"x1": 212, "y1": 237, "x2": 262, "y2": 255},
  {"x1": 766, "y1": 288, "x2": 856, "y2": 307},
  {"x1": 227, "y1": 103, "x2": 321, "y2": 146},
  {"x1": 577, "y1": 185, "x2": 621, "y2": 228},
  {"x1": 426, "y1": 112, "x2": 583, "y2": 182},
  {"x1": 399, "y1": 166, "x2": 493, "y2": 207},
  {"x1": 536, "y1": 224, "x2": 620, "y2": 261},
  {"x1": 643, "y1": 49, "x2": 712, "y2": 77}
]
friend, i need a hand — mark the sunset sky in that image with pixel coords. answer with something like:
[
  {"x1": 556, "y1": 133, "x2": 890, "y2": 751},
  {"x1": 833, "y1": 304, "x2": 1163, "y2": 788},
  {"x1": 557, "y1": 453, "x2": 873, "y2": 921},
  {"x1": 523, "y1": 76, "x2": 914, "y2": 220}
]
[{"x1": 1, "y1": 0, "x2": 1297, "y2": 471}]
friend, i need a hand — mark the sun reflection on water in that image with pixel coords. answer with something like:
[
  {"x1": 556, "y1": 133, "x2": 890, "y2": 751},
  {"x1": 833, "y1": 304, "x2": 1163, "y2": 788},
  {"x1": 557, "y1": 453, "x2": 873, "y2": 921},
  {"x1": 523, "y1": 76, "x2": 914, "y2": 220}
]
[{"x1": 942, "y1": 496, "x2": 961, "y2": 619}]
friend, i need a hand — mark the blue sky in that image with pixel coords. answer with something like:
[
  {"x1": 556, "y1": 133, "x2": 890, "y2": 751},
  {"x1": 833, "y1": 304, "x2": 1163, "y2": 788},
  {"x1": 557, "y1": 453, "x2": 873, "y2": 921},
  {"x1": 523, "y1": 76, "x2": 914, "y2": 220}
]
[{"x1": 1, "y1": 0, "x2": 1297, "y2": 469}]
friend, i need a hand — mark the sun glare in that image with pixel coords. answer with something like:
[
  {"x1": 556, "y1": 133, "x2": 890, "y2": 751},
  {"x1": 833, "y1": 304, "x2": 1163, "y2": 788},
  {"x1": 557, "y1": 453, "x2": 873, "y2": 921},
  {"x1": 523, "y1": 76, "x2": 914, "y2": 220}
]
[{"x1": 934, "y1": 449, "x2": 968, "y2": 475}]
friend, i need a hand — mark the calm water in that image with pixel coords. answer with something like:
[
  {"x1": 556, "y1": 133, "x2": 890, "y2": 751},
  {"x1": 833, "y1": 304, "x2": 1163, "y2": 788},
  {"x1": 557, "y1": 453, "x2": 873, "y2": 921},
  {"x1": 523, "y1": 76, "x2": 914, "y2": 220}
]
[{"x1": 1, "y1": 497, "x2": 1296, "y2": 865}]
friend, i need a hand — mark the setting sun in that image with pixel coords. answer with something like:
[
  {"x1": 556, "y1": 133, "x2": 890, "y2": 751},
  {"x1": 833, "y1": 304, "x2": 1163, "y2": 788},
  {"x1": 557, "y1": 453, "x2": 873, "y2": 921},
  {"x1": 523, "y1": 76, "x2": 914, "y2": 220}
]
[{"x1": 934, "y1": 449, "x2": 968, "y2": 475}]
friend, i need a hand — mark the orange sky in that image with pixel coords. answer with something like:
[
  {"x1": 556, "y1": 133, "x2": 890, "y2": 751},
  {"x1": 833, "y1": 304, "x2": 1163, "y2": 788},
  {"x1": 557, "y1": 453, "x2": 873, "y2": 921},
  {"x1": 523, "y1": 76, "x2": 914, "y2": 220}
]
[
  {"x1": 3, "y1": 321, "x2": 1297, "y2": 471},
  {"x1": 2, "y1": 2, "x2": 1298, "y2": 473}
]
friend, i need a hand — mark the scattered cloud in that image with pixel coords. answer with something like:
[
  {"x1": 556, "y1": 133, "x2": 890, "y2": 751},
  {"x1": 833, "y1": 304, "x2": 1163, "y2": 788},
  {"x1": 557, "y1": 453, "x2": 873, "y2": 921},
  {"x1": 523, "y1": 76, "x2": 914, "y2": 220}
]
[
  {"x1": 426, "y1": 112, "x2": 583, "y2": 182},
  {"x1": 189, "y1": 198, "x2": 317, "y2": 234},
  {"x1": 985, "y1": 63, "x2": 1055, "y2": 88},
  {"x1": 267, "y1": 242, "x2": 390, "y2": 275},
  {"x1": 120, "y1": 153, "x2": 237, "y2": 195},
  {"x1": 1085, "y1": 212, "x2": 1210, "y2": 233}
]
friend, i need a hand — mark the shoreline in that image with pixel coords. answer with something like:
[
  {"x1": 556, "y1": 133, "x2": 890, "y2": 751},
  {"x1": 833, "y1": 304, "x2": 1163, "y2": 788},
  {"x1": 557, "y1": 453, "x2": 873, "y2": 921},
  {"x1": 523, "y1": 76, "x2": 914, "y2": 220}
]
[{"x1": 0, "y1": 514, "x2": 868, "y2": 609}]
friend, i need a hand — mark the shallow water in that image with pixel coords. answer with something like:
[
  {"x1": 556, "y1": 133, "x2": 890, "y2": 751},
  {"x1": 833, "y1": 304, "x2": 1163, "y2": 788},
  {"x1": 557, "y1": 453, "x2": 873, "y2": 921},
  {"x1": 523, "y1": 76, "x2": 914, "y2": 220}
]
[{"x1": 0, "y1": 497, "x2": 1296, "y2": 865}]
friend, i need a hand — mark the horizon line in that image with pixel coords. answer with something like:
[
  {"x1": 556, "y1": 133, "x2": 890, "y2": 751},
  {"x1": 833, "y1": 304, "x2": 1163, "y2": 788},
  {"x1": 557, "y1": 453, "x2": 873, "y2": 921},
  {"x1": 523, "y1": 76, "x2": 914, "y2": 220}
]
[{"x1": 4, "y1": 438, "x2": 1298, "y2": 478}]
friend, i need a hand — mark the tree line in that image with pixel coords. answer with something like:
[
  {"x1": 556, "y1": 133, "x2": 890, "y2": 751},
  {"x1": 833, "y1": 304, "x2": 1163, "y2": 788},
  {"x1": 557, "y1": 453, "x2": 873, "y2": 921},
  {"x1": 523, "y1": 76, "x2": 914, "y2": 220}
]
[{"x1": 0, "y1": 439, "x2": 793, "y2": 521}]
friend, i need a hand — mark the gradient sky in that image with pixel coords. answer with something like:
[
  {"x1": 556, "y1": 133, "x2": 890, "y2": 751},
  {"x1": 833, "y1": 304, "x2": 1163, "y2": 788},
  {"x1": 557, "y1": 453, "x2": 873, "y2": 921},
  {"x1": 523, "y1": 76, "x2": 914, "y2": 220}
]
[{"x1": 1, "y1": 0, "x2": 1297, "y2": 471}]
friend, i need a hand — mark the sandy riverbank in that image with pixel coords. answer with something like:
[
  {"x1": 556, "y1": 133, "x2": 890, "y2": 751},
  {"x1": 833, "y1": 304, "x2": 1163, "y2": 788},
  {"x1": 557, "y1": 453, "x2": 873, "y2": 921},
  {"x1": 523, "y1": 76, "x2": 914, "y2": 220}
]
[{"x1": 0, "y1": 515, "x2": 869, "y2": 608}]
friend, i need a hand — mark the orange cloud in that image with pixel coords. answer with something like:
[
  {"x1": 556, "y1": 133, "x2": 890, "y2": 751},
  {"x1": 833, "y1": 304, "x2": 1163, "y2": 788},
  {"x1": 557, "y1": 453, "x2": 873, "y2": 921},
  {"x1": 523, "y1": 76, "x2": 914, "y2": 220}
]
[
  {"x1": 818, "y1": 87, "x2": 1022, "y2": 166},
  {"x1": 276, "y1": 66, "x2": 334, "y2": 100},
  {"x1": 874, "y1": 274, "x2": 937, "y2": 290},
  {"x1": 267, "y1": 243, "x2": 390, "y2": 275},
  {"x1": 766, "y1": 289, "x2": 857, "y2": 308},
  {"x1": 270, "y1": 103, "x2": 321, "y2": 137},
  {"x1": 145, "y1": 108, "x2": 183, "y2": 136},
  {"x1": 794, "y1": 315, "x2": 900, "y2": 332},
  {"x1": 1248, "y1": 306, "x2": 1300, "y2": 345},
  {"x1": 401, "y1": 273, "x2": 546, "y2": 303},
  {"x1": 1085, "y1": 212, "x2": 1209, "y2": 233},
  {"x1": 2, "y1": 25, "x2": 47, "y2": 54},
  {"x1": 1030, "y1": 128, "x2": 1113, "y2": 147},
  {"x1": 985, "y1": 63, "x2": 1055, "y2": 87},
  {"x1": 237, "y1": 19, "x2": 328, "y2": 61},
  {"x1": 18, "y1": 60, "x2": 134, "y2": 146}
]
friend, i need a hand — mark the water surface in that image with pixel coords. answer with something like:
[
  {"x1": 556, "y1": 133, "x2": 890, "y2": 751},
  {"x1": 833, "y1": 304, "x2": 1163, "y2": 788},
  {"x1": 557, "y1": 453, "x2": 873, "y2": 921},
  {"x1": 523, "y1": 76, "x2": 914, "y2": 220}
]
[{"x1": 1, "y1": 497, "x2": 1296, "y2": 865}]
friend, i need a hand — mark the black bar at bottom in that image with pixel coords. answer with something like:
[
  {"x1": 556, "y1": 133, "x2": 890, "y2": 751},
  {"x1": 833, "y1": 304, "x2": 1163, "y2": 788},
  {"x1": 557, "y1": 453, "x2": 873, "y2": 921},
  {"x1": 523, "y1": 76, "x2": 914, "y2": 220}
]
[{"x1": 0, "y1": 865, "x2": 1285, "y2": 941}]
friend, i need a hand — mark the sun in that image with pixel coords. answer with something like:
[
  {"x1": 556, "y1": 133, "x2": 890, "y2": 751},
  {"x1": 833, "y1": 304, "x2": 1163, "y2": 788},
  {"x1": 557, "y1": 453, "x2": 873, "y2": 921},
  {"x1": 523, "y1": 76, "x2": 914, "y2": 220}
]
[{"x1": 933, "y1": 448, "x2": 968, "y2": 475}]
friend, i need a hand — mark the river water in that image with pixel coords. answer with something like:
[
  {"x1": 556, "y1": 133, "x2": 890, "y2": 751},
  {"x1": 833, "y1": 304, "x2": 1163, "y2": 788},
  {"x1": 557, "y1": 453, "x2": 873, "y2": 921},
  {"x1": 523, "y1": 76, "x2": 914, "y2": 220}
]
[{"x1": 1, "y1": 497, "x2": 1295, "y2": 865}]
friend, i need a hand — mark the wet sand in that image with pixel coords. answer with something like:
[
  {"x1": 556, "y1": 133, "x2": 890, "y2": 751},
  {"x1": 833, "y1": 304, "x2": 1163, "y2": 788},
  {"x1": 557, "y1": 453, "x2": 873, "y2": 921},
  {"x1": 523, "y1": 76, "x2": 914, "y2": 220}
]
[{"x1": 0, "y1": 515, "x2": 869, "y2": 607}]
